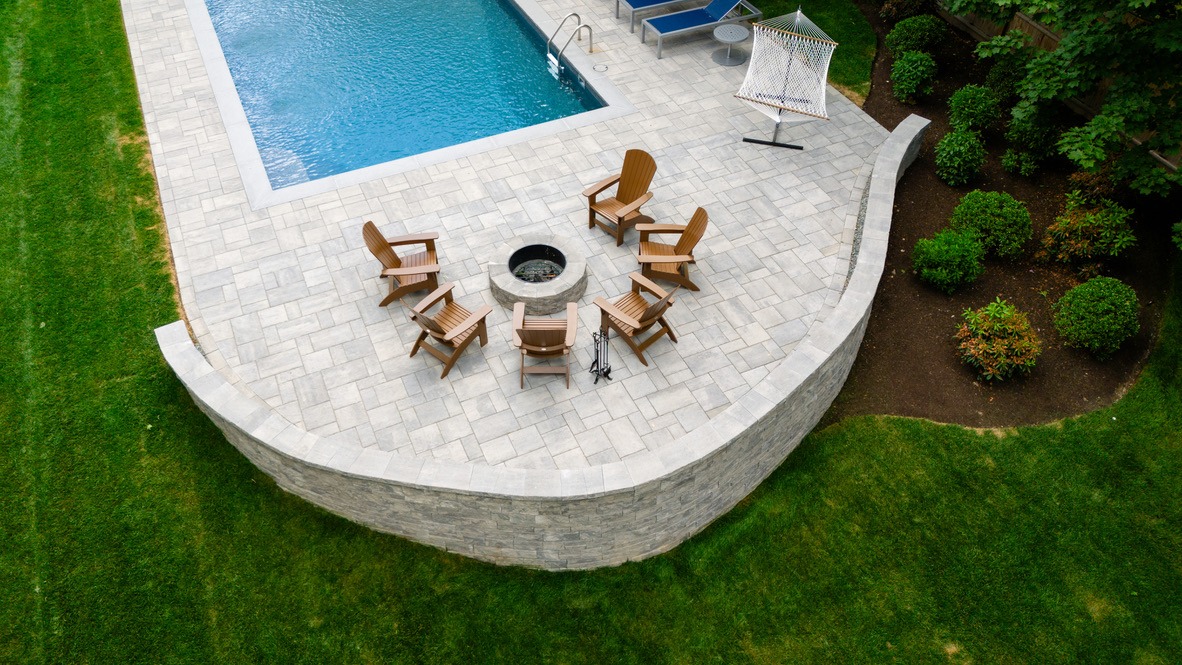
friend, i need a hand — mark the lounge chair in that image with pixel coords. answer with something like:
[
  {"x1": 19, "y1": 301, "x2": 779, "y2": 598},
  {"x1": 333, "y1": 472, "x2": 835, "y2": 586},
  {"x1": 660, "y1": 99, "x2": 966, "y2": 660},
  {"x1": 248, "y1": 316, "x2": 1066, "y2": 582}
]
[
  {"x1": 594, "y1": 273, "x2": 679, "y2": 366},
  {"x1": 362, "y1": 221, "x2": 441, "y2": 307},
  {"x1": 616, "y1": 0, "x2": 690, "y2": 33},
  {"x1": 636, "y1": 206, "x2": 708, "y2": 291},
  {"x1": 641, "y1": 0, "x2": 761, "y2": 59},
  {"x1": 513, "y1": 302, "x2": 579, "y2": 388},
  {"x1": 408, "y1": 283, "x2": 493, "y2": 379},
  {"x1": 583, "y1": 148, "x2": 657, "y2": 247}
]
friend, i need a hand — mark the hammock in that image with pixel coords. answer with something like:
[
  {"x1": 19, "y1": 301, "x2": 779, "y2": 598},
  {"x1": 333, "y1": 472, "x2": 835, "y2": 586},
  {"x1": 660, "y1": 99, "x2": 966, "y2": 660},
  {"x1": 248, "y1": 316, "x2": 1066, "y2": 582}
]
[{"x1": 735, "y1": 9, "x2": 836, "y2": 147}]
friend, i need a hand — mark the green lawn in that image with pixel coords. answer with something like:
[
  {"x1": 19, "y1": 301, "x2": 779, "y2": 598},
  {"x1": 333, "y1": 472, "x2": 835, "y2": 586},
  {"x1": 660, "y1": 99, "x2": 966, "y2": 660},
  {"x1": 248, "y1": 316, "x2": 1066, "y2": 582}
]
[
  {"x1": 3, "y1": 0, "x2": 1181, "y2": 662},
  {"x1": 755, "y1": 0, "x2": 877, "y2": 103}
]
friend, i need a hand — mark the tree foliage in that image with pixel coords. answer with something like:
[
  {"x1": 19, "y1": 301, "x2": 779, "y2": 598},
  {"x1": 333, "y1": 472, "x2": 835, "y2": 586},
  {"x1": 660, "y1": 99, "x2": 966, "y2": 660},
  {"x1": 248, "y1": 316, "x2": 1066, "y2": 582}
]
[{"x1": 945, "y1": 0, "x2": 1182, "y2": 195}]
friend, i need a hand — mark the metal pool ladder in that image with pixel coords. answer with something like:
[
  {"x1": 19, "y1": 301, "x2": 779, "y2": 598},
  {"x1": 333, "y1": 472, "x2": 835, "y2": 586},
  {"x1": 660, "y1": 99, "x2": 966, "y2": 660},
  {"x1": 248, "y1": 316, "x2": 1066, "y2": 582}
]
[{"x1": 546, "y1": 13, "x2": 593, "y2": 80}]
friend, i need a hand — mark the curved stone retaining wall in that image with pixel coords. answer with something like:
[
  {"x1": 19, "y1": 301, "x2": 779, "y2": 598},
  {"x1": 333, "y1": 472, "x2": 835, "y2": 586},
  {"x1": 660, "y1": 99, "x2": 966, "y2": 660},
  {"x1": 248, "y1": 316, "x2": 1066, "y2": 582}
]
[{"x1": 156, "y1": 115, "x2": 930, "y2": 570}]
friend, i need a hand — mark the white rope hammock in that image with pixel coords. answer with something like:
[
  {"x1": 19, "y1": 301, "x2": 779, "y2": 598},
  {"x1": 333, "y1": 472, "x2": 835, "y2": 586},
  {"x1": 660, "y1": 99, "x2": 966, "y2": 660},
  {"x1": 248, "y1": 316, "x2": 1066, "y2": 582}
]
[{"x1": 736, "y1": 9, "x2": 837, "y2": 130}]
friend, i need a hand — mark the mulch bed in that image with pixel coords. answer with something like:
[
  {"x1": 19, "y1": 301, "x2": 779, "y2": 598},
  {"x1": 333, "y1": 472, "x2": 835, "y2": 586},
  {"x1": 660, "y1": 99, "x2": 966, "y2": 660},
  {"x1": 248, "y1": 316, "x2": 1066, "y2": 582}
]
[{"x1": 822, "y1": 3, "x2": 1174, "y2": 428}]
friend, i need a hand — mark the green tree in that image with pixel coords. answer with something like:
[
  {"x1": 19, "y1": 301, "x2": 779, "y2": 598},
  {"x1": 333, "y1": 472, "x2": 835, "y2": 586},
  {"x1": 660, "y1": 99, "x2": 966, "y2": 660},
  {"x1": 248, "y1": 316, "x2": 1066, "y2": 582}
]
[{"x1": 946, "y1": 0, "x2": 1182, "y2": 195}]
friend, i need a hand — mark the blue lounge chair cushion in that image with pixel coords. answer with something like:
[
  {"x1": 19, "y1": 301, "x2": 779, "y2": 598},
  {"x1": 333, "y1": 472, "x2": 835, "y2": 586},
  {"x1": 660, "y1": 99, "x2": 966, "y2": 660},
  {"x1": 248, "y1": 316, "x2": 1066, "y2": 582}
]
[
  {"x1": 646, "y1": 0, "x2": 741, "y2": 34},
  {"x1": 624, "y1": 0, "x2": 683, "y2": 10}
]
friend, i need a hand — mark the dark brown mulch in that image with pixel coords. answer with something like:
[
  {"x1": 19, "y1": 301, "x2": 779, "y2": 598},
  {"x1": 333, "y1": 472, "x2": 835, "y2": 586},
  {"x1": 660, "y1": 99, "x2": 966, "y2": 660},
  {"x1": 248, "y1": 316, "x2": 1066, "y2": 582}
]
[{"x1": 822, "y1": 3, "x2": 1173, "y2": 428}]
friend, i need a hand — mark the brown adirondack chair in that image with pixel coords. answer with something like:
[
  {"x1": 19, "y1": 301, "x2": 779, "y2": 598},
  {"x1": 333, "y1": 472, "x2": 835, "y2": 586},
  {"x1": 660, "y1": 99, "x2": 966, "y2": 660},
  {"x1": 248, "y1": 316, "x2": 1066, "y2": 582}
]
[
  {"x1": 583, "y1": 149, "x2": 657, "y2": 246},
  {"x1": 636, "y1": 206, "x2": 709, "y2": 291},
  {"x1": 594, "y1": 273, "x2": 678, "y2": 366},
  {"x1": 362, "y1": 221, "x2": 441, "y2": 307},
  {"x1": 408, "y1": 283, "x2": 493, "y2": 379},
  {"x1": 512, "y1": 302, "x2": 579, "y2": 388}
]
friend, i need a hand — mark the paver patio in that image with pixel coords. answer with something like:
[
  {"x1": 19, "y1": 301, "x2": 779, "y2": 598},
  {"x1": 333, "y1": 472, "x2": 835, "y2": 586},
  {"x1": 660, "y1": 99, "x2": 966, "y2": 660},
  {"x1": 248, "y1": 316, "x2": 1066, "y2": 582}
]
[{"x1": 124, "y1": 0, "x2": 888, "y2": 472}]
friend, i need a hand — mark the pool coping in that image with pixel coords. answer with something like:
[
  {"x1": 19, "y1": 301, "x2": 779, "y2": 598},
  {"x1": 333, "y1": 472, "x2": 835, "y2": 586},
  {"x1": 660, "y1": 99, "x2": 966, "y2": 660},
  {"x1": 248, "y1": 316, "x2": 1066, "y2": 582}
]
[{"x1": 183, "y1": 0, "x2": 634, "y2": 211}]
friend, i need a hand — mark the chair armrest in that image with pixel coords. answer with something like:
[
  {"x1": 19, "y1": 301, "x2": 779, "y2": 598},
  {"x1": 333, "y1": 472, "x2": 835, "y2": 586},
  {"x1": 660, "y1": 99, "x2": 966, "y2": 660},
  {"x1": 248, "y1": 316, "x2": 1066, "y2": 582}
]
[
  {"x1": 564, "y1": 302, "x2": 579, "y2": 347},
  {"x1": 636, "y1": 224, "x2": 685, "y2": 240},
  {"x1": 512, "y1": 302, "x2": 526, "y2": 330},
  {"x1": 444, "y1": 305, "x2": 494, "y2": 342},
  {"x1": 582, "y1": 173, "x2": 621, "y2": 198},
  {"x1": 382, "y1": 263, "x2": 440, "y2": 277},
  {"x1": 411, "y1": 282, "x2": 455, "y2": 313},
  {"x1": 594, "y1": 297, "x2": 641, "y2": 330},
  {"x1": 627, "y1": 271, "x2": 668, "y2": 297},
  {"x1": 388, "y1": 232, "x2": 439, "y2": 246},
  {"x1": 511, "y1": 302, "x2": 525, "y2": 346},
  {"x1": 637, "y1": 254, "x2": 693, "y2": 264},
  {"x1": 615, "y1": 191, "x2": 653, "y2": 218}
]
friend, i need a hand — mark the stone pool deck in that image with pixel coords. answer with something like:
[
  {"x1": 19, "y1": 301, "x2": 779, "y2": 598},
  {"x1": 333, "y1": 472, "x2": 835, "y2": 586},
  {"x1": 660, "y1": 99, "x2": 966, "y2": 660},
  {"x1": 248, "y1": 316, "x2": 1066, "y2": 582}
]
[{"x1": 125, "y1": 0, "x2": 911, "y2": 568}]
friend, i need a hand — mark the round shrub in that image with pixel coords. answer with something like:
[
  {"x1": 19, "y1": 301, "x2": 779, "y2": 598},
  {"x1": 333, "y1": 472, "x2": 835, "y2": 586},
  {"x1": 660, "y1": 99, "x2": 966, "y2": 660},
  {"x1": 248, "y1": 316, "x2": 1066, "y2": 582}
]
[
  {"x1": 1001, "y1": 149, "x2": 1039, "y2": 177},
  {"x1": 949, "y1": 190, "x2": 1032, "y2": 259},
  {"x1": 1053, "y1": 277, "x2": 1140, "y2": 359},
  {"x1": 956, "y1": 297, "x2": 1043, "y2": 381},
  {"x1": 885, "y1": 14, "x2": 947, "y2": 54},
  {"x1": 949, "y1": 84, "x2": 1001, "y2": 132},
  {"x1": 935, "y1": 129, "x2": 986, "y2": 187},
  {"x1": 1041, "y1": 190, "x2": 1136, "y2": 267},
  {"x1": 891, "y1": 50, "x2": 937, "y2": 103},
  {"x1": 912, "y1": 229, "x2": 985, "y2": 294}
]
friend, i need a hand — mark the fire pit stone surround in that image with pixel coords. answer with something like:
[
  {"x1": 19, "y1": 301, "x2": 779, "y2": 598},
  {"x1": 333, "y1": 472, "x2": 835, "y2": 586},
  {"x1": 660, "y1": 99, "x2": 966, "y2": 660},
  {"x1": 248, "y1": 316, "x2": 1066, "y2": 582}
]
[{"x1": 489, "y1": 234, "x2": 588, "y2": 315}]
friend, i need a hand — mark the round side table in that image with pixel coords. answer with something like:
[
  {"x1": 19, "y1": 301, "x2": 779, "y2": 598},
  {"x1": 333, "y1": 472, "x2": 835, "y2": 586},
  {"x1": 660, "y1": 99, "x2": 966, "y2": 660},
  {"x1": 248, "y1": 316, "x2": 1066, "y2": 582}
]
[{"x1": 712, "y1": 23, "x2": 750, "y2": 66}]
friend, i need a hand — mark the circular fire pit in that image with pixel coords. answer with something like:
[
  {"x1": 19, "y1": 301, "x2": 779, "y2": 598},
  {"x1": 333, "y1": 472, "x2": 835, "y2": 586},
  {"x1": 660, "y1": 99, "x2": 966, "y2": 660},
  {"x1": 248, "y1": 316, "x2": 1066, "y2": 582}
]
[{"x1": 489, "y1": 235, "x2": 587, "y2": 315}]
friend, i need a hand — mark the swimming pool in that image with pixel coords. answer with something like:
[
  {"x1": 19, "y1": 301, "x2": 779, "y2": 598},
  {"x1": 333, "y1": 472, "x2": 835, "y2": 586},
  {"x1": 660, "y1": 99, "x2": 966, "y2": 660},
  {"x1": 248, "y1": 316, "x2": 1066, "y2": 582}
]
[{"x1": 204, "y1": 0, "x2": 606, "y2": 190}]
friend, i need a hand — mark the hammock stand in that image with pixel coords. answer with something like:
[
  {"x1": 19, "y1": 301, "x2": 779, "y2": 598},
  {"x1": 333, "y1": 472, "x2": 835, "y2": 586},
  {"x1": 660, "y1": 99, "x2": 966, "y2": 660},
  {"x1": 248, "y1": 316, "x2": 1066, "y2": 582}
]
[{"x1": 735, "y1": 8, "x2": 837, "y2": 150}]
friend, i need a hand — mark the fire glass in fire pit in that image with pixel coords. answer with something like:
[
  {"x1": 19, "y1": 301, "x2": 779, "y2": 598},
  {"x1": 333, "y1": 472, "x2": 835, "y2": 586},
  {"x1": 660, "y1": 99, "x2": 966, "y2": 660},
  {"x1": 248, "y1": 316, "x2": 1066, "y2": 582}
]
[{"x1": 511, "y1": 245, "x2": 566, "y2": 283}]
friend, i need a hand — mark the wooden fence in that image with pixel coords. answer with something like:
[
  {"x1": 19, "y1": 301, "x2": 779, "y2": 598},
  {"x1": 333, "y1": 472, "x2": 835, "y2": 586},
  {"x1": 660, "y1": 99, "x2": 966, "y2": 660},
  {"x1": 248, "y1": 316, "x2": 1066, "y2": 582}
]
[{"x1": 936, "y1": 5, "x2": 1180, "y2": 170}]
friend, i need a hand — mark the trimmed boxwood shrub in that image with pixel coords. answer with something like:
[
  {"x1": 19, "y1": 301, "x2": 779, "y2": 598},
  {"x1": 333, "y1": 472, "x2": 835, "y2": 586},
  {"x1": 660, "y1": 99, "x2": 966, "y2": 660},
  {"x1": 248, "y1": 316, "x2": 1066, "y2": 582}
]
[
  {"x1": 949, "y1": 84, "x2": 1001, "y2": 132},
  {"x1": 891, "y1": 50, "x2": 937, "y2": 103},
  {"x1": 956, "y1": 297, "x2": 1043, "y2": 381},
  {"x1": 949, "y1": 190, "x2": 1032, "y2": 259},
  {"x1": 912, "y1": 229, "x2": 985, "y2": 294},
  {"x1": 885, "y1": 14, "x2": 947, "y2": 54},
  {"x1": 1042, "y1": 190, "x2": 1136, "y2": 267},
  {"x1": 935, "y1": 129, "x2": 986, "y2": 186},
  {"x1": 1053, "y1": 277, "x2": 1140, "y2": 359}
]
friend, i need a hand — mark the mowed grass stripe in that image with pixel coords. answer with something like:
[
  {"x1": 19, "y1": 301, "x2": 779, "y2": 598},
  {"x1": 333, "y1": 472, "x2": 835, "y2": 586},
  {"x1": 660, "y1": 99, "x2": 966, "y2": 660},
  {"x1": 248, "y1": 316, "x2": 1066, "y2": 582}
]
[{"x1": 0, "y1": 0, "x2": 43, "y2": 662}]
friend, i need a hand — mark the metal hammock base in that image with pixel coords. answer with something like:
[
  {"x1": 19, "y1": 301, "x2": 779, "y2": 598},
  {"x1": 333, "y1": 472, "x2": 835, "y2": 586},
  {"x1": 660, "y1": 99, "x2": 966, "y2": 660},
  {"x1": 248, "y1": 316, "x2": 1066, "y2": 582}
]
[
  {"x1": 742, "y1": 136, "x2": 803, "y2": 149},
  {"x1": 743, "y1": 119, "x2": 803, "y2": 150}
]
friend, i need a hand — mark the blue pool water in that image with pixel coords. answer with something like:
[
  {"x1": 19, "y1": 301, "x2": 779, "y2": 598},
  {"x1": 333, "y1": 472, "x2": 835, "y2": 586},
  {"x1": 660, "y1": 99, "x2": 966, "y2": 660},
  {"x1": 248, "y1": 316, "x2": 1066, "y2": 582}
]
[{"x1": 205, "y1": 0, "x2": 603, "y2": 188}]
